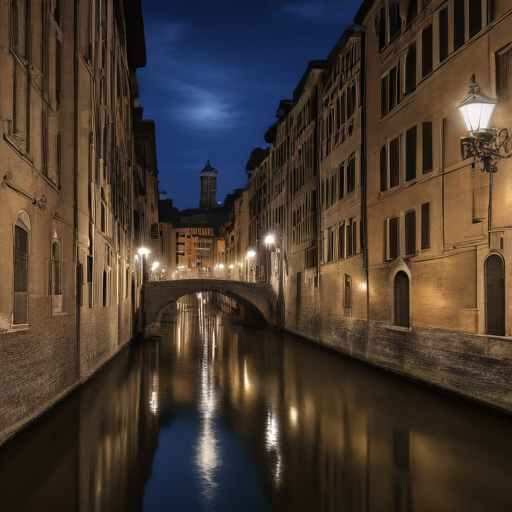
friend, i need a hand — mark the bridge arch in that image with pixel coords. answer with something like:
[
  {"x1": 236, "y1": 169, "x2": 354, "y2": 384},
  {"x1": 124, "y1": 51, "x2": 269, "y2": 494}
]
[{"x1": 143, "y1": 279, "x2": 279, "y2": 328}]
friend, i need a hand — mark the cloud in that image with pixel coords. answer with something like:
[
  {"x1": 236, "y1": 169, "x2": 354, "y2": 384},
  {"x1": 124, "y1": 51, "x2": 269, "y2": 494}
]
[
  {"x1": 277, "y1": 1, "x2": 355, "y2": 24},
  {"x1": 141, "y1": 20, "x2": 242, "y2": 130}
]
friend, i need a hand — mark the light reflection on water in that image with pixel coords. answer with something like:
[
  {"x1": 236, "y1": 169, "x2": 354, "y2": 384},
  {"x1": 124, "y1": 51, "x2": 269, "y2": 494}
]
[{"x1": 0, "y1": 292, "x2": 512, "y2": 512}]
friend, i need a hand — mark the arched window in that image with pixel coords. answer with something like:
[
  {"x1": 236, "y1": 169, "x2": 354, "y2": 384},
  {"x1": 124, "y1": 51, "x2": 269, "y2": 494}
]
[
  {"x1": 485, "y1": 255, "x2": 505, "y2": 336},
  {"x1": 394, "y1": 271, "x2": 410, "y2": 327},
  {"x1": 13, "y1": 217, "x2": 29, "y2": 325}
]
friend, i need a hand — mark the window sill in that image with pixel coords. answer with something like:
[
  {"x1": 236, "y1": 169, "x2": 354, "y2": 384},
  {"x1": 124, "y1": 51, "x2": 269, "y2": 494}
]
[
  {"x1": 385, "y1": 325, "x2": 411, "y2": 333},
  {"x1": 1, "y1": 325, "x2": 29, "y2": 334}
]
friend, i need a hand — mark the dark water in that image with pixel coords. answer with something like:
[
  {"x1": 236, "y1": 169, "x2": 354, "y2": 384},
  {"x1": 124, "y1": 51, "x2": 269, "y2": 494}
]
[{"x1": 1, "y1": 296, "x2": 512, "y2": 512}]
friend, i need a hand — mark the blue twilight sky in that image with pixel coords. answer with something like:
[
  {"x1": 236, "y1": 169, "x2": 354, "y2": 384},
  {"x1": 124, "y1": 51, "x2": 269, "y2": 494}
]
[{"x1": 138, "y1": 0, "x2": 363, "y2": 211}]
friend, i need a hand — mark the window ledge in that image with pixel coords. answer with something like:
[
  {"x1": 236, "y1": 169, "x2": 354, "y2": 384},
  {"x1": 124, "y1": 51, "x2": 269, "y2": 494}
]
[
  {"x1": 385, "y1": 325, "x2": 411, "y2": 333},
  {"x1": 1, "y1": 325, "x2": 29, "y2": 334}
]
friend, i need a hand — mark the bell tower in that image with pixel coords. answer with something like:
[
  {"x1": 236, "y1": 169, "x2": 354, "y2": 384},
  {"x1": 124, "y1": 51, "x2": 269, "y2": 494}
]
[{"x1": 199, "y1": 160, "x2": 218, "y2": 209}]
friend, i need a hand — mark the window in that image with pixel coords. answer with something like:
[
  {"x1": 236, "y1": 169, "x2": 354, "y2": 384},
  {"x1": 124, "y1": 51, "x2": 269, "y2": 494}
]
[
  {"x1": 100, "y1": 202, "x2": 106, "y2": 232},
  {"x1": 102, "y1": 270, "x2": 107, "y2": 307},
  {"x1": 439, "y1": 6, "x2": 449, "y2": 62},
  {"x1": 496, "y1": 44, "x2": 512, "y2": 100},
  {"x1": 405, "y1": 126, "x2": 417, "y2": 182},
  {"x1": 344, "y1": 275, "x2": 352, "y2": 308},
  {"x1": 378, "y1": 6, "x2": 386, "y2": 51},
  {"x1": 87, "y1": 254, "x2": 93, "y2": 308},
  {"x1": 422, "y1": 122, "x2": 433, "y2": 173},
  {"x1": 390, "y1": 137, "x2": 400, "y2": 188},
  {"x1": 328, "y1": 229, "x2": 334, "y2": 262},
  {"x1": 305, "y1": 247, "x2": 317, "y2": 268},
  {"x1": 338, "y1": 222, "x2": 345, "y2": 259},
  {"x1": 380, "y1": 145, "x2": 388, "y2": 192},
  {"x1": 405, "y1": 43, "x2": 416, "y2": 95},
  {"x1": 386, "y1": 217, "x2": 399, "y2": 260},
  {"x1": 14, "y1": 222, "x2": 29, "y2": 325},
  {"x1": 346, "y1": 219, "x2": 357, "y2": 257},
  {"x1": 339, "y1": 163, "x2": 345, "y2": 200},
  {"x1": 394, "y1": 272, "x2": 410, "y2": 327},
  {"x1": 12, "y1": 0, "x2": 29, "y2": 140},
  {"x1": 422, "y1": 24, "x2": 433, "y2": 78},
  {"x1": 421, "y1": 203, "x2": 430, "y2": 249},
  {"x1": 51, "y1": 240, "x2": 62, "y2": 295},
  {"x1": 454, "y1": 0, "x2": 465, "y2": 51},
  {"x1": 485, "y1": 255, "x2": 505, "y2": 336},
  {"x1": 405, "y1": 211, "x2": 416, "y2": 256},
  {"x1": 381, "y1": 64, "x2": 400, "y2": 117},
  {"x1": 346, "y1": 153, "x2": 356, "y2": 194},
  {"x1": 468, "y1": 0, "x2": 482, "y2": 39}
]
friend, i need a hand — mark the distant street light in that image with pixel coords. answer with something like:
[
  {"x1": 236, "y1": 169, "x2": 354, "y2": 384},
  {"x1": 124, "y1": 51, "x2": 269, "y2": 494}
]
[
  {"x1": 264, "y1": 235, "x2": 276, "y2": 284},
  {"x1": 246, "y1": 249, "x2": 256, "y2": 282},
  {"x1": 138, "y1": 247, "x2": 150, "y2": 285}
]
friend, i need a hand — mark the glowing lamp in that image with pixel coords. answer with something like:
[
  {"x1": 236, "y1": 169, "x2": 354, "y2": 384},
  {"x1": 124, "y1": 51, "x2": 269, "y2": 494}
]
[{"x1": 458, "y1": 75, "x2": 497, "y2": 135}]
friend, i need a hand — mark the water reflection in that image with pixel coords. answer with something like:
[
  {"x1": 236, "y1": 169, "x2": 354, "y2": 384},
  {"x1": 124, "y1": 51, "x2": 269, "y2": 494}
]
[
  {"x1": 0, "y1": 293, "x2": 511, "y2": 512},
  {"x1": 196, "y1": 294, "x2": 222, "y2": 510}
]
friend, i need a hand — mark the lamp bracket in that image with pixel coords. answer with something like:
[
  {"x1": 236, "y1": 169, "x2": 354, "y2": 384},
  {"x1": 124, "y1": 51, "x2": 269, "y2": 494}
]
[{"x1": 460, "y1": 127, "x2": 511, "y2": 173}]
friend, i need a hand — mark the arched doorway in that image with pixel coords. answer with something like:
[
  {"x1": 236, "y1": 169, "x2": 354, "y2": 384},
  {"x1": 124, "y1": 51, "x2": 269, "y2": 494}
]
[
  {"x1": 485, "y1": 255, "x2": 505, "y2": 336},
  {"x1": 394, "y1": 271, "x2": 410, "y2": 328}
]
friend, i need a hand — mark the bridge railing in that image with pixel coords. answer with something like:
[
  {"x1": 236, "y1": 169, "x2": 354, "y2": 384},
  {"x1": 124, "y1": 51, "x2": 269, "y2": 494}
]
[{"x1": 150, "y1": 271, "x2": 263, "y2": 283}]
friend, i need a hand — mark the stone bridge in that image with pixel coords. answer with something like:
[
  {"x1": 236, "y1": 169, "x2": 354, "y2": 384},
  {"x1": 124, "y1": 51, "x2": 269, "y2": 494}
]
[{"x1": 143, "y1": 279, "x2": 279, "y2": 327}]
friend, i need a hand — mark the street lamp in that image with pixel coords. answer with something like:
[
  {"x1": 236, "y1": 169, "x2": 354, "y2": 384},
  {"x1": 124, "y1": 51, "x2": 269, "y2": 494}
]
[
  {"x1": 265, "y1": 235, "x2": 275, "y2": 284},
  {"x1": 151, "y1": 261, "x2": 159, "y2": 281},
  {"x1": 246, "y1": 249, "x2": 256, "y2": 282},
  {"x1": 458, "y1": 75, "x2": 511, "y2": 232},
  {"x1": 138, "y1": 247, "x2": 150, "y2": 285}
]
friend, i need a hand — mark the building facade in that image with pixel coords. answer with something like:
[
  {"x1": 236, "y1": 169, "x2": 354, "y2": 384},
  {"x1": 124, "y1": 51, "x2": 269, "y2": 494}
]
[
  {"x1": 0, "y1": 0, "x2": 156, "y2": 445},
  {"x1": 227, "y1": 2, "x2": 512, "y2": 412}
]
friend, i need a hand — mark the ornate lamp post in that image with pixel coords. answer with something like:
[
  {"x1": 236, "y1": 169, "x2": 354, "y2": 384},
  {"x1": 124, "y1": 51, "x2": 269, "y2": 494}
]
[{"x1": 458, "y1": 75, "x2": 511, "y2": 231}]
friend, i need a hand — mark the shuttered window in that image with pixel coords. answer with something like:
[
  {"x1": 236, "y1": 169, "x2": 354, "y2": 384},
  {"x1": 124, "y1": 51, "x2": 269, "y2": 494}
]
[
  {"x1": 405, "y1": 43, "x2": 416, "y2": 95},
  {"x1": 422, "y1": 24, "x2": 433, "y2": 77},
  {"x1": 390, "y1": 137, "x2": 400, "y2": 188},
  {"x1": 439, "y1": 7, "x2": 449, "y2": 62},
  {"x1": 14, "y1": 225, "x2": 29, "y2": 325},
  {"x1": 421, "y1": 203, "x2": 430, "y2": 249},
  {"x1": 496, "y1": 45, "x2": 512, "y2": 100},
  {"x1": 405, "y1": 126, "x2": 417, "y2": 182},
  {"x1": 389, "y1": 217, "x2": 399, "y2": 260},
  {"x1": 394, "y1": 272, "x2": 410, "y2": 328},
  {"x1": 380, "y1": 145, "x2": 388, "y2": 191},
  {"x1": 422, "y1": 121, "x2": 433, "y2": 173},
  {"x1": 405, "y1": 211, "x2": 416, "y2": 256},
  {"x1": 485, "y1": 255, "x2": 505, "y2": 336}
]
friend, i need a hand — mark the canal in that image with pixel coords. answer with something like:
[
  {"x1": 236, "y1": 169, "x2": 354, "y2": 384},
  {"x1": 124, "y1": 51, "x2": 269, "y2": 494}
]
[{"x1": 1, "y1": 293, "x2": 511, "y2": 512}]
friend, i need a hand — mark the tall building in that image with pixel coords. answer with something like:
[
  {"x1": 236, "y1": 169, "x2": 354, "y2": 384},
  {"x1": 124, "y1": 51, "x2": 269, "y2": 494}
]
[
  {"x1": 0, "y1": 0, "x2": 156, "y2": 446},
  {"x1": 226, "y1": 1, "x2": 512, "y2": 411},
  {"x1": 199, "y1": 160, "x2": 218, "y2": 209}
]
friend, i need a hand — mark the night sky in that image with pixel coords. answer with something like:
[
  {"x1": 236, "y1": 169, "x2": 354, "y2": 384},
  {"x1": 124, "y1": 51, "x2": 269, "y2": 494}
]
[{"x1": 138, "y1": 0, "x2": 363, "y2": 211}]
